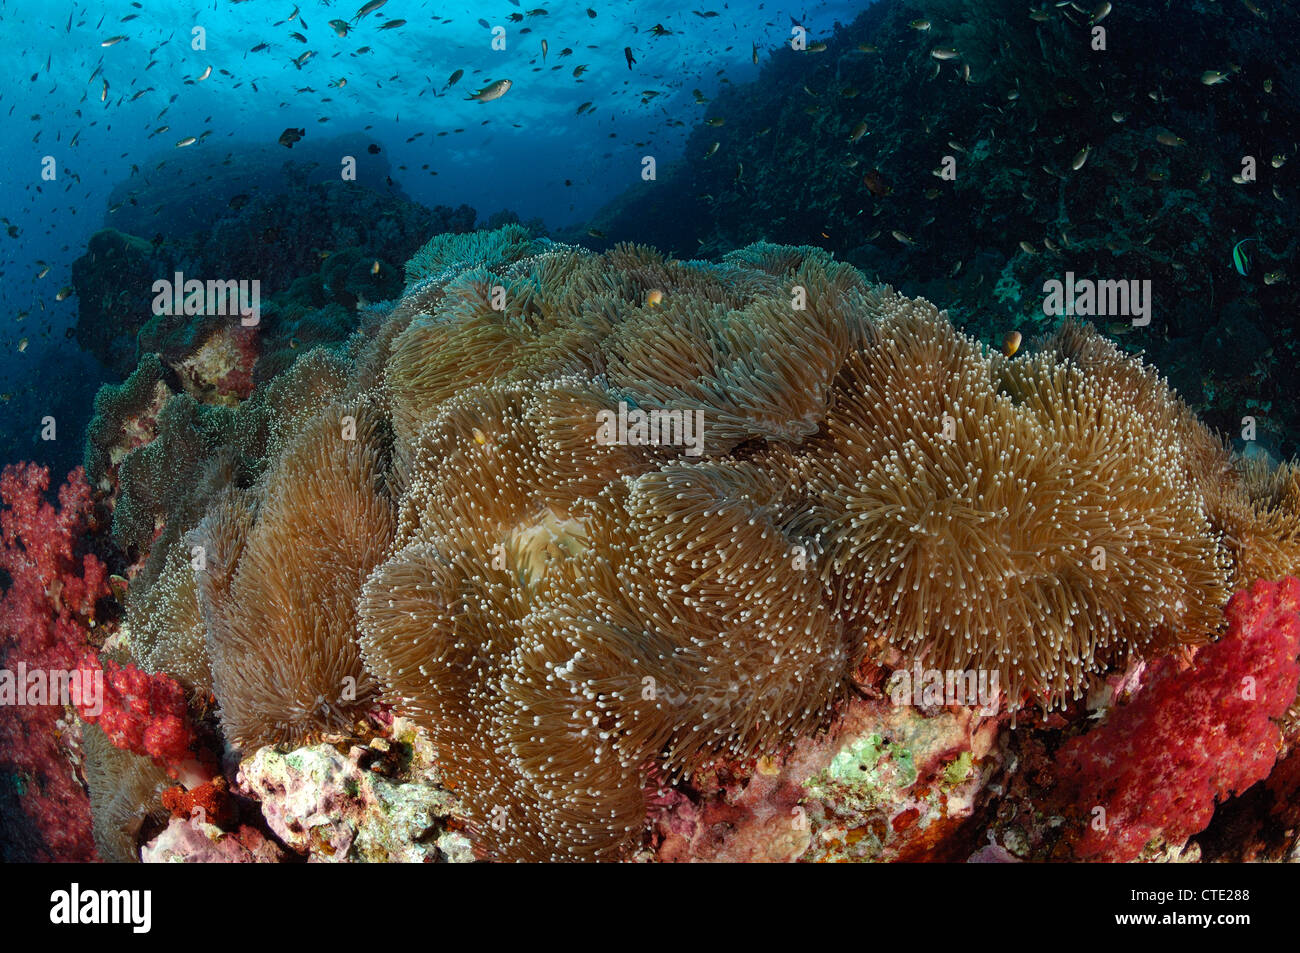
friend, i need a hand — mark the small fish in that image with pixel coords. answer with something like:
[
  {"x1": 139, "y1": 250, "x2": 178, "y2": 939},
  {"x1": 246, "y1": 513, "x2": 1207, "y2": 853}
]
[
  {"x1": 862, "y1": 169, "x2": 890, "y2": 196},
  {"x1": 447, "y1": 69, "x2": 464, "y2": 87},
  {"x1": 806, "y1": 41, "x2": 827, "y2": 52},
  {"x1": 290, "y1": 32, "x2": 307, "y2": 43},
  {"x1": 1002, "y1": 331, "x2": 1022, "y2": 357},
  {"x1": 198, "y1": 65, "x2": 212, "y2": 81},
  {"x1": 56, "y1": 286, "x2": 73, "y2": 301},
  {"x1": 541, "y1": 39, "x2": 548, "y2": 60},
  {"x1": 705, "y1": 117, "x2": 724, "y2": 126},
  {"x1": 1263, "y1": 79, "x2": 1274, "y2": 93},
  {"x1": 752, "y1": 43, "x2": 758, "y2": 65},
  {"x1": 576, "y1": 101, "x2": 593, "y2": 115},
  {"x1": 378, "y1": 19, "x2": 406, "y2": 30},
  {"x1": 645, "y1": 289, "x2": 663, "y2": 307},
  {"x1": 848, "y1": 121, "x2": 867, "y2": 143},
  {"x1": 472, "y1": 427, "x2": 489, "y2": 446},
  {"x1": 278, "y1": 127, "x2": 305, "y2": 147},
  {"x1": 572, "y1": 64, "x2": 588, "y2": 77},
  {"x1": 1071, "y1": 145, "x2": 1091, "y2": 170},
  {"x1": 587, "y1": 228, "x2": 605, "y2": 239},
  {"x1": 1156, "y1": 132, "x2": 1186, "y2": 147},
  {"x1": 466, "y1": 78, "x2": 512, "y2": 102},
  {"x1": 101, "y1": 80, "x2": 109, "y2": 102},
  {"x1": 1264, "y1": 271, "x2": 1285, "y2": 285},
  {"x1": 1111, "y1": 111, "x2": 1127, "y2": 122},
  {"x1": 930, "y1": 47, "x2": 959, "y2": 60},
  {"x1": 1089, "y1": 2, "x2": 1112, "y2": 24},
  {"x1": 1271, "y1": 154, "x2": 1287, "y2": 168},
  {"x1": 17, "y1": 338, "x2": 28, "y2": 352},
  {"x1": 1243, "y1": 0, "x2": 1266, "y2": 21},
  {"x1": 624, "y1": 46, "x2": 636, "y2": 69},
  {"x1": 1201, "y1": 70, "x2": 1229, "y2": 85},
  {"x1": 892, "y1": 230, "x2": 916, "y2": 246},
  {"x1": 371, "y1": 260, "x2": 381, "y2": 275},
  {"x1": 857, "y1": 43, "x2": 879, "y2": 52},
  {"x1": 910, "y1": 19, "x2": 931, "y2": 30},
  {"x1": 251, "y1": 42, "x2": 270, "y2": 53},
  {"x1": 176, "y1": 136, "x2": 197, "y2": 147},
  {"x1": 354, "y1": 0, "x2": 387, "y2": 20},
  {"x1": 1019, "y1": 241, "x2": 1037, "y2": 255},
  {"x1": 37, "y1": 264, "x2": 50, "y2": 279},
  {"x1": 704, "y1": 141, "x2": 720, "y2": 157},
  {"x1": 1232, "y1": 237, "x2": 1257, "y2": 276},
  {"x1": 101, "y1": 35, "x2": 127, "y2": 47},
  {"x1": 330, "y1": 19, "x2": 351, "y2": 36}
]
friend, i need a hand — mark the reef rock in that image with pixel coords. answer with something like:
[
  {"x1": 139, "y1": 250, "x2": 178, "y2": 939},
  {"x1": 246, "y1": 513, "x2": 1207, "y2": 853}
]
[
  {"x1": 142, "y1": 818, "x2": 285, "y2": 864},
  {"x1": 234, "y1": 720, "x2": 471, "y2": 863}
]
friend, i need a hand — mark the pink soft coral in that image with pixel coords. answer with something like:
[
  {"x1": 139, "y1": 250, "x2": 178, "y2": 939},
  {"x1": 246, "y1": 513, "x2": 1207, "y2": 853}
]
[{"x1": 1054, "y1": 576, "x2": 1300, "y2": 861}]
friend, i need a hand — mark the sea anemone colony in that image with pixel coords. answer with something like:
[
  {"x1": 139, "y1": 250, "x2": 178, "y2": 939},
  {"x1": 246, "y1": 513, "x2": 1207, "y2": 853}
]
[{"x1": 74, "y1": 227, "x2": 1300, "y2": 860}]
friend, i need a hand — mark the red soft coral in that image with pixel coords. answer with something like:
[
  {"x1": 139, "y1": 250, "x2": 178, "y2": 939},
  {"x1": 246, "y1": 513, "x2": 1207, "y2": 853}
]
[
  {"x1": 1054, "y1": 576, "x2": 1300, "y2": 861},
  {"x1": 0, "y1": 464, "x2": 104, "y2": 861},
  {"x1": 75, "y1": 652, "x2": 195, "y2": 769}
]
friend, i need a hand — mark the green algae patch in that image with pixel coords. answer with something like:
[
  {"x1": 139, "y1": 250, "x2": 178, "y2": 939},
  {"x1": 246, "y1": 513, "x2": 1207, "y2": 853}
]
[
  {"x1": 942, "y1": 751, "x2": 975, "y2": 788},
  {"x1": 804, "y1": 731, "x2": 919, "y2": 815}
]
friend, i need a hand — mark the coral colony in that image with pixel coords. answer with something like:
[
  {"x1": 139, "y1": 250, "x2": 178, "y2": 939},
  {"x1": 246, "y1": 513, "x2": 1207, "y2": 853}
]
[{"x1": 2, "y1": 0, "x2": 1299, "y2": 868}]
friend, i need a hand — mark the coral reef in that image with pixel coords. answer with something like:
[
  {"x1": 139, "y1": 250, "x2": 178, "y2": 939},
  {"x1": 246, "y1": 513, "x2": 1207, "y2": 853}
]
[
  {"x1": 141, "y1": 816, "x2": 285, "y2": 863},
  {"x1": 355, "y1": 232, "x2": 1297, "y2": 859},
  {"x1": 27, "y1": 226, "x2": 1300, "y2": 863},
  {"x1": 234, "y1": 727, "x2": 471, "y2": 863},
  {"x1": 73, "y1": 175, "x2": 477, "y2": 377},
  {"x1": 82, "y1": 722, "x2": 171, "y2": 863},
  {"x1": 198, "y1": 400, "x2": 394, "y2": 751},
  {"x1": 70, "y1": 229, "x2": 175, "y2": 377},
  {"x1": 83, "y1": 353, "x2": 173, "y2": 496}
]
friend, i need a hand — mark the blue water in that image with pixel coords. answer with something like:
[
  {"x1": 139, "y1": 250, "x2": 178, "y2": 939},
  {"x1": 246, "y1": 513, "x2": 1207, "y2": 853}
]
[{"x1": 0, "y1": 0, "x2": 872, "y2": 471}]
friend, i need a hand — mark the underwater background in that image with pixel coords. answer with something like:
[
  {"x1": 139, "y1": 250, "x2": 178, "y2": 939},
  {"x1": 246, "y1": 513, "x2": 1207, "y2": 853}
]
[
  {"x1": 2, "y1": 0, "x2": 1300, "y2": 864},
  {"x1": 0, "y1": 0, "x2": 864, "y2": 473}
]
